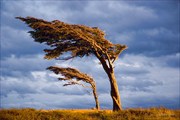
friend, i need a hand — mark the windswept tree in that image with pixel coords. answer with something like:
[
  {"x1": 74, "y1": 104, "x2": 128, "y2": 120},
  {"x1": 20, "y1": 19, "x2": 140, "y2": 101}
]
[
  {"x1": 16, "y1": 16, "x2": 127, "y2": 111},
  {"x1": 47, "y1": 66, "x2": 100, "y2": 110}
]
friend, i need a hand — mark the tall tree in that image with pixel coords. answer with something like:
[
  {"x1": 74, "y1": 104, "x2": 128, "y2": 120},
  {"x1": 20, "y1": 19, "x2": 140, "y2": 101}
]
[
  {"x1": 47, "y1": 66, "x2": 100, "y2": 110},
  {"x1": 16, "y1": 16, "x2": 127, "y2": 111}
]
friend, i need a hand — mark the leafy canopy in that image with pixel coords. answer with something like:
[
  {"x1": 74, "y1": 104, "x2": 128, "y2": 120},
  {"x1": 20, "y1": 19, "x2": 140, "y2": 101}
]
[{"x1": 16, "y1": 16, "x2": 127, "y2": 62}]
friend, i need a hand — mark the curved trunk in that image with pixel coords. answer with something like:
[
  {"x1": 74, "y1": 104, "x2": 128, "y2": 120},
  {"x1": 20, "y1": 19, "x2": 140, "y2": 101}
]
[
  {"x1": 91, "y1": 84, "x2": 100, "y2": 110},
  {"x1": 95, "y1": 51, "x2": 122, "y2": 111},
  {"x1": 107, "y1": 71, "x2": 122, "y2": 111},
  {"x1": 96, "y1": 55, "x2": 122, "y2": 111}
]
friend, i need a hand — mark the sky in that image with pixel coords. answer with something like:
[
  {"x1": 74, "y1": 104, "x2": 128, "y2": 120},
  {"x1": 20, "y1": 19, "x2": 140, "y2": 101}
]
[{"x1": 0, "y1": 0, "x2": 179, "y2": 110}]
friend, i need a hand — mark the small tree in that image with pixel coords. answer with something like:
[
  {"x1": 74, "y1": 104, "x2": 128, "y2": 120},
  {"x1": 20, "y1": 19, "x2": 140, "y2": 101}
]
[
  {"x1": 17, "y1": 16, "x2": 127, "y2": 111},
  {"x1": 47, "y1": 66, "x2": 100, "y2": 110}
]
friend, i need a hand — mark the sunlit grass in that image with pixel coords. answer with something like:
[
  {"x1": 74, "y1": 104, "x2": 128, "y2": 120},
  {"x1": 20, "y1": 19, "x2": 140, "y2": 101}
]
[{"x1": 0, "y1": 107, "x2": 179, "y2": 120}]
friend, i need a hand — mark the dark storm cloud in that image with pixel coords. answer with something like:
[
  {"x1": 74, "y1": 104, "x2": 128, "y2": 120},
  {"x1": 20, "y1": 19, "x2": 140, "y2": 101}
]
[
  {"x1": 121, "y1": 28, "x2": 179, "y2": 57},
  {"x1": 1, "y1": 1, "x2": 179, "y2": 58},
  {"x1": 1, "y1": 1, "x2": 60, "y2": 58},
  {"x1": 1, "y1": 25, "x2": 46, "y2": 58},
  {"x1": 55, "y1": 1, "x2": 178, "y2": 57},
  {"x1": 109, "y1": 2, "x2": 179, "y2": 56}
]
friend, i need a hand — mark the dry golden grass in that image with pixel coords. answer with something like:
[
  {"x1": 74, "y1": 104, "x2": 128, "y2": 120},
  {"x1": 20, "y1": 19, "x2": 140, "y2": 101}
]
[{"x1": 0, "y1": 107, "x2": 179, "y2": 120}]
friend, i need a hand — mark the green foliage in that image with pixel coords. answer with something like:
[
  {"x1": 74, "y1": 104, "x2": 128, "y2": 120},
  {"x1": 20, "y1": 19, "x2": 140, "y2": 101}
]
[{"x1": 0, "y1": 108, "x2": 179, "y2": 120}]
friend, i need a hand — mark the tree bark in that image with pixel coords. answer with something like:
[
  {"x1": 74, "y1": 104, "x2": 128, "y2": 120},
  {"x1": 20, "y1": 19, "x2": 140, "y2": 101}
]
[
  {"x1": 91, "y1": 84, "x2": 100, "y2": 110},
  {"x1": 95, "y1": 52, "x2": 122, "y2": 111},
  {"x1": 100, "y1": 61, "x2": 122, "y2": 111},
  {"x1": 107, "y1": 71, "x2": 122, "y2": 111}
]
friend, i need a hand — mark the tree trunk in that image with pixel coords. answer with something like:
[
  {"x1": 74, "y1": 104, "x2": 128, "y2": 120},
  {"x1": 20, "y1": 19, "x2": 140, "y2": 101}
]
[
  {"x1": 101, "y1": 62, "x2": 122, "y2": 111},
  {"x1": 91, "y1": 84, "x2": 100, "y2": 110},
  {"x1": 107, "y1": 71, "x2": 122, "y2": 111},
  {"x1": 95, "y1": 52, "x2": 122, "y2": 111}
]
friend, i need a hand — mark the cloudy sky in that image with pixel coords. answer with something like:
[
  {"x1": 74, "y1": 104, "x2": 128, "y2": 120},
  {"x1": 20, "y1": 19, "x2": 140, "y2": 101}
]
[{"x1": 1, "y1": 0, "x2": 179, "y2": 109}]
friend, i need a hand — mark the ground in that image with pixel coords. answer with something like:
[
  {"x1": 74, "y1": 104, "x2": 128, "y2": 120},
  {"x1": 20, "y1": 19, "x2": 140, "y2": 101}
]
[{"x1": 0, "y1": 107, "x2": 179, "y2": 120}]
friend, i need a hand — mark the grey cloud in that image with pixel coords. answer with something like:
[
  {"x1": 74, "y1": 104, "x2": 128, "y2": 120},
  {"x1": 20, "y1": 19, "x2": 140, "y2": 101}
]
[
  {"x1": 39, "y1": 94, "x2": 110, "y2": 109},
  {"x1": 119, "y1": 78, "x2": 163, "y2": 92},
  {"x1": 1, "y1": 52, "x2": 178, "y2": 109},
  {"x1": 2, "y1": 0, "x2": 178, "y2": 58},
  {"x1": 2, "y1": 1, "x2": 61, "y2": 21},
  {"x1": 122, "y1": 28, "x2": 179, "y2": 57},
  {"x1": 1, "y1": 54, "x2": 55, "y2": 78},
  {"x1": 65, "y1": 1, "x2": 158, "y2": 29},
  {"x1": 158, "y1": 53, "x2": 180, "y2": 68},
  {"x1": 122, "y1": 94, "x2": 179, "y2": 109},
  {"x1": 34, "y1": 94, "x2": 95, "y2": 109},
  {"x1": 54, "y1": 94, "x2": 112, "y2": 109},
  {"x1": 114, "y1": 54, "x2": 178, "y2": 94},
  {"x1": 130, "y1": 1, "x2": 179, "y2": 30},
  {"x1": 74, "y1": 1, "x2": 179, "y2": 57},
  {"x1": 57, "y1": 1, "x2": 176, "y2": 57},
  {"x1": 1, "y1": 70, "x2": 53, "y2": 98},
  {"x1": 116, "y1": 65, "x2": 149, "y2": 75},
  {"x1": 1, "y1": 26, "x2": 46, "y2": 58},
  {"x1": 1, "y1": 77, "x2": 37, "y2": 97},
  {"x1": 41, "y1": 84, "x2": 88, "y2": 95}
]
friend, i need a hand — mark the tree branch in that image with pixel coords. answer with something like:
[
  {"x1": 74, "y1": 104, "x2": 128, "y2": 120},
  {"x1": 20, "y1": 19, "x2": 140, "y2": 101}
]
[
  {"x1": 105, "y1": 52, "x2": 113, "y2": 72},
  {"x1": 63, "y1": 80, "x2": 92, "y2": 89}
]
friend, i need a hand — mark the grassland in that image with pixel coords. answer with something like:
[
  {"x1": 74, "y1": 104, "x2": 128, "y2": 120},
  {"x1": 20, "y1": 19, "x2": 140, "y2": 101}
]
[{"x1": 0, "y1": 107, "x2": 179, "y2": 120}]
